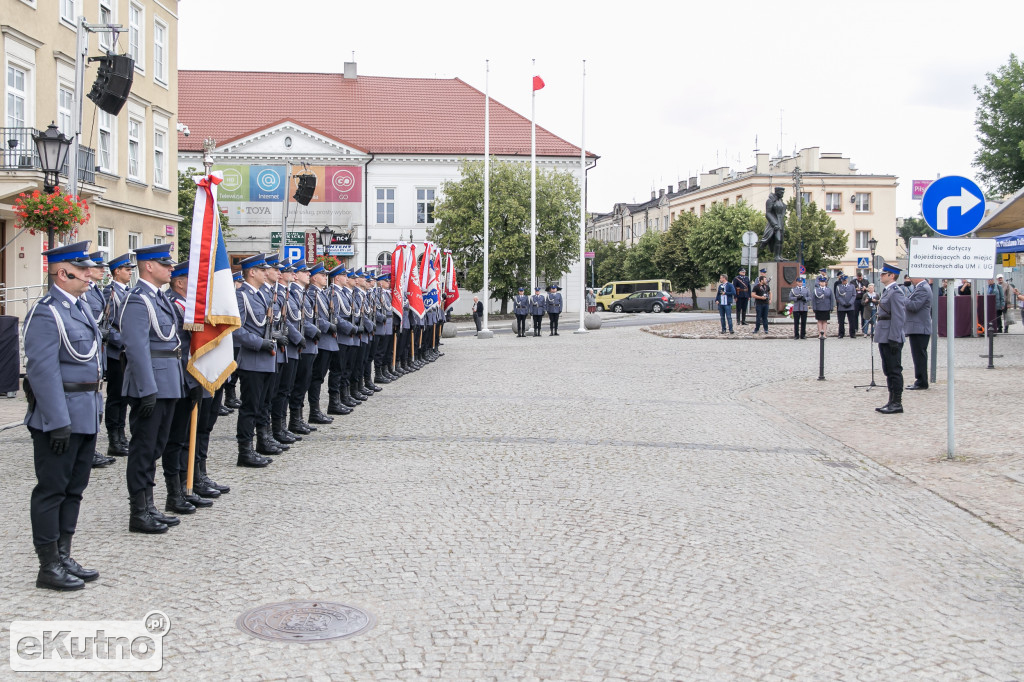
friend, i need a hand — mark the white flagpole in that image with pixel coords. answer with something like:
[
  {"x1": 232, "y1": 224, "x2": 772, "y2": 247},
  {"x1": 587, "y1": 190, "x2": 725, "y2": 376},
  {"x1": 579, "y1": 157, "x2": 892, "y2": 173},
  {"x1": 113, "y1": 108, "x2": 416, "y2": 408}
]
[
  {"x1": 576, "y1": 60, "x2": 588, "y2": 334},
  {"x1": 480, "y1": 60, "x2": 493, "y2": 339},
  {"x1": 531, "y1": 58, "x2": 537, "y2": 293}
]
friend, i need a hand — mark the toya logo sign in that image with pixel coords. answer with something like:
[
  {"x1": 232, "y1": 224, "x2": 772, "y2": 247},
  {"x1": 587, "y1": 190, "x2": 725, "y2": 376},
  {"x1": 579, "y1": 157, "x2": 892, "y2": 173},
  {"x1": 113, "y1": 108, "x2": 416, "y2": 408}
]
[{"x1": 9, "y1": 612, "x2": 170, "y2": 672}]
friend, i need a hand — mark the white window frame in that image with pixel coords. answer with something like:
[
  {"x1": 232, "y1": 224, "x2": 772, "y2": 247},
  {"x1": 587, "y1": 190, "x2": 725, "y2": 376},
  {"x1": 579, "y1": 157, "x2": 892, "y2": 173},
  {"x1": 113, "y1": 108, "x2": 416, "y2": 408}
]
[
  {"x1": 152, "y1": 236, "x2": 163, "y2": 245},
  {"x1": 128, "y1": 3, "x2": 144, "y2": 72},
  {"x1": 97, "y1": 110, "x2": 116, "y2": 174},
  {"x1": 98, "y1": 0, "x2": 116, "y2": 51},
  {"x1": 96, "y1": 227, "x2": 111, "y2": 262},
  {"x1": 376, "y1": 251, "x2": 392, "y2": 269},
  {"x1": 60, "y1": 0, "x2": 77, "y2": 26},
  {"x1": 825, "y1": 192, "x2": 842, "y2": 212},
  {"x1": 855, "y1": 192, "x2": 871, "y2": 213},
  {"x1": 57, "y1": 82, "x2": 74, "y2": 136},
  {"x1": 127, "y1": 116, "x2": 143, "y2": 182},
  {"x1": 376, "y1": 187, "x2": 395, "y2": 224},
  {"x1": 800, "y1": 191, "x2": 812, "y2": 206},
  {"x1": 416, "y1": 187, "x2": 435, "y2": 224},
  {"x1": 5, "y1": 63, "x2": 29, "y2": 128},
  {"x1": 152, "y1": 125, "x2": 167, "y2": 188},
  {"x1": 152, "y1": 18, "x2": 167, "y2": 85},
  {"x1": 128, "y1": 232, "x2": 140, "y2": 253},
  {"x1": 855, "y1": 230, "x2": 871, "y2": 250}
]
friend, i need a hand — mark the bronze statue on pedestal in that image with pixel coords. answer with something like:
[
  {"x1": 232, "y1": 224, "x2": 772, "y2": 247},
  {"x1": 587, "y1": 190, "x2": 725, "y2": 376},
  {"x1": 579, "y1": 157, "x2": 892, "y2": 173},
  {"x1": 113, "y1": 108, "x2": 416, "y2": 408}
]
[{"x1": 760, "y1": 187, "x2": 786, "y2": 261}]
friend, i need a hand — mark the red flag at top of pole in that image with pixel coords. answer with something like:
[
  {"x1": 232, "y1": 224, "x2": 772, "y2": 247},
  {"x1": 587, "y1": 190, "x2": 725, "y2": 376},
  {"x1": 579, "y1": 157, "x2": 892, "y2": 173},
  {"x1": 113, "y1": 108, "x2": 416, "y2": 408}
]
[
  {"x1": 390, "y1": 242, "x2": 406, "y2": 317},
  {"x1": 532, "y1": 75, "x2": 545, "y2": 91},
  {"x1": 406, "y1": 243, "x2": 425, "y2": 319}
]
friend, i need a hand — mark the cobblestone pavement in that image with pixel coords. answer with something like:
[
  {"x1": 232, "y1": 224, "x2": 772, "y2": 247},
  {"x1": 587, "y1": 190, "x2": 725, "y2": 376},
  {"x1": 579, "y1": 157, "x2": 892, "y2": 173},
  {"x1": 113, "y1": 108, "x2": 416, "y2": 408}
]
[{"x1": 1, "y1": 325, "x2": 1023, "y2": 680}]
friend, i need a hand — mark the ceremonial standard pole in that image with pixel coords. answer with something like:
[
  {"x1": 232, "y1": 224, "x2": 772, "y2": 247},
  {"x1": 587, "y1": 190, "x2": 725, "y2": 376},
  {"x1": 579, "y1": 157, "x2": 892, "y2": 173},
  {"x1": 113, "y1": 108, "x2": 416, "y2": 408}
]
[
  {"x1": 479, "y1": 61, "x2": 494, "y2": 339},
  {"x1": 530, "y1": 58, "x2": 537, "y2": 292},
  {"x1": 575, "y1": 60, "x2": 588, "y2": 335}
]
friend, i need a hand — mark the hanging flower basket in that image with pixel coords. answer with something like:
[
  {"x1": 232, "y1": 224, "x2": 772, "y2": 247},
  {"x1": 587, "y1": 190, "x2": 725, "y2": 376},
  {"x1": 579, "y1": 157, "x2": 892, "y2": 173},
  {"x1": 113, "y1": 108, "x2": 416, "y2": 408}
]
[{"x1": 13, "y1": 189, "x2": 91, "y2": 239}]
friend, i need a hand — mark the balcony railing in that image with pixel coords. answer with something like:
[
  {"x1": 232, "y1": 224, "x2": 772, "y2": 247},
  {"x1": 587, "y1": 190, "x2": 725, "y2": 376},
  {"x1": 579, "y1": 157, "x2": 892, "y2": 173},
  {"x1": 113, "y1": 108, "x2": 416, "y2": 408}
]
[{"x1": 1, "y1": 127, "x2": 96, "y2": 187}]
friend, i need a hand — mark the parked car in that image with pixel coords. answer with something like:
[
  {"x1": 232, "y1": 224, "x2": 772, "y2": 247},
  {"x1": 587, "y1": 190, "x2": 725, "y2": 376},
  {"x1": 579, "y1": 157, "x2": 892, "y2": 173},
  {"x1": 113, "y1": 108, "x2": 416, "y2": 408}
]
[
  {"x1": 595, "y1": 279, "x2": 673, "y2": 311},
  {"x1": 610, "y1": 290, "x2": 676, "y2": 313}
]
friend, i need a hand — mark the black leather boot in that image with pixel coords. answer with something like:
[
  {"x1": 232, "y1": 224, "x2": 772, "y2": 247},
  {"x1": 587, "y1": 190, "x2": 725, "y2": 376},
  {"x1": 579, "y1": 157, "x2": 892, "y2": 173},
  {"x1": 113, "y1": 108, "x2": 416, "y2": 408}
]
[
  {"x1": 145, "y1": 487, "x2": 180, "y2": 527},
  {"x1": 375, "y1": 364, "x2": 391, "y2": 384},
  {"x1": 365, "y1": 372, "x2": 381, "y2": 393},
  {"x1": 35, "y1": 542, "x2": 84, "y2": 591},
  {"x1": 237, "y1": 441, "x2": 271, "y2": 467},
  {"x1": 328, "y1": 392, "x2": 353, "y2": 415},
  {"x1": 199, "y1": 459, "x2": 229, "y2": 494},
  {"x1": 256, "y1": 429, "x2": 283, "y2": 455},
  {"x1": 57, "y1": 533, "x2": 98, "y2": 582},
  {"x1": 289, "y1": 409, "x2": 312, "y2": 435},
  {"x1": 264, "y1": 425, "x2": 289, "y2": 450},
  {"x1": 107, "y1": 428, "x2": 128, "y2": 457},
  {"x1": 340, "y1": 384, "x2": 359, "y2": 408},
  {"x1": 224, "y1": 383, "x2": 242, "y2": 408},
  {"x1": 217, "y1": 402, "x2": 233, "y2": 416},
  {"x1": 191, "y1": 463, "x2": 221, "y2": 498},
  {"x1": 272, "y1": 418, "x2": 298, "y2": 443},
  {"x1": 164, "y1": 477, "x2": 196, "y2": 515},
  {"x1": 129, "y1": 490, "x2": 169, "y2": 534},
  {"x1": 180, "y1": 474, "x2": 213, "y2": 508},
  {"x1": 308, "y1": 405, "x2": 333, "y2": 424}
]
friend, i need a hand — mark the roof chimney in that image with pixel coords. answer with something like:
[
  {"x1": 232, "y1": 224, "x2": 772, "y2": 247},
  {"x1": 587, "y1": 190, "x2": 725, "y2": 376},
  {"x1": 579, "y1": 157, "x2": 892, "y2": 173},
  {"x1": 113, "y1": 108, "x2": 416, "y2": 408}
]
[
  {"x1": 667, "y1": 185, "x2": 674, "y2": 194},
  {"x1": 344, "y1": 62, "x2": 357, "y2": 79},
  {"x1": 658, "y1": 189, "x2": 665, "y2": 198},
  {"x1": 651, "y1": 190, "x2": 656, "y2": 200}
]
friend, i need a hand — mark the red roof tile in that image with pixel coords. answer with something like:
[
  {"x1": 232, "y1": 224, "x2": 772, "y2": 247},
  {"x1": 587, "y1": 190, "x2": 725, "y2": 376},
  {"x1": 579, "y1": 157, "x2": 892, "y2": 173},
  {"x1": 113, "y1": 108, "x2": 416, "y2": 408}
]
[{"x1": 178, "y1": 71, "x2": 591, "y2": 158}]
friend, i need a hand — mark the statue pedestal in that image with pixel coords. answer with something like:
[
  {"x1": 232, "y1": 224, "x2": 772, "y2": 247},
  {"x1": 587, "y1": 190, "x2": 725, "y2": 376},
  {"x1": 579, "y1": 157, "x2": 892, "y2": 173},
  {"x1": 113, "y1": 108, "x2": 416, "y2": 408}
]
[{"x1": 759, "y1": 260, "x2": 801, "y2": 313}]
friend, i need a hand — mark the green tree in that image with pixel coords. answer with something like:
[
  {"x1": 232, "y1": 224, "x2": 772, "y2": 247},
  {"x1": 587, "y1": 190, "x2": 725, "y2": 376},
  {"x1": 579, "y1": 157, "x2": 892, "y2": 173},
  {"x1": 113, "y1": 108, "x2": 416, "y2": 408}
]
[
  {"x1": 898, "y1": 216, "x2": 931, "y2": 252},
  {"x1": 587, "y1": 239, "x2": 627, "y2": 287},
  {"x1": 431, "y1": 159, "x2": 580, "y2": 313},
  {"x1": 654, "y1": 212, "x2": 704, "y2": 308},
  {"x1": 623, "y1": 230, "x2": 663, "y2": 280},
  {"x1": 781, "y1": 199, "x2": 848, "y2": 275},
  {"x1": 177, "y1": 168, "x2": 231, "y2": 259},
  {"x1": 973, "y1": 54, "x2": 1024, "y2": 197},
  {"x1": 686, "y1": 202, "x2": 764, "y2": 282}
]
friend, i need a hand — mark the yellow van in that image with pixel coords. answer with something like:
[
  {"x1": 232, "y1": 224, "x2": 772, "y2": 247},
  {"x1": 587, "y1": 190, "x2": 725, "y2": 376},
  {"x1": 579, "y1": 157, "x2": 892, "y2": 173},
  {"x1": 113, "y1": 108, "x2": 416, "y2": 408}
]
[{"x1": 594, "y1": 280, "x2": 673, "y2": 311}]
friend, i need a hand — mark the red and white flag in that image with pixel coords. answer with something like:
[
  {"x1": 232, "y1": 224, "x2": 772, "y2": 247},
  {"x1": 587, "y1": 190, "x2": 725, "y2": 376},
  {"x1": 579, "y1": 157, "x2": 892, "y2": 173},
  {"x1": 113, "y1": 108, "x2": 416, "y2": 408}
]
[
  {"x1": 184, "y1": 172, "x2": 240, "y2": 393},
  {"x1": 390, "y1": 241, "x2": 406, "y2": 317},
  {"x1": 532, "y1": 75, "x2": 545, "y2": 91},
  {"x1": 443, "y1": 249, "x2": 460, "y2": 311},
  {"x1": 406, "y1": 242, "x2": 425, "y2": 319}
]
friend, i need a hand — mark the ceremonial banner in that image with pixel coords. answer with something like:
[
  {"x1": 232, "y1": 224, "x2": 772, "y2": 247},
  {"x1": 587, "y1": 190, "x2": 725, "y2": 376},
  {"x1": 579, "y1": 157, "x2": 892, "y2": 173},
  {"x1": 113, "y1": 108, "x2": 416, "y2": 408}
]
[
  {"x1": 390, "y1": 242, "x2": 406, "y2": 316},
  {"x1": 407, "y1": 242, "x2": 425, "y2": 319},
  {"x1": 443, "y1": 249, "x2": 460, "y2": 311},
  {"x1": 183, "y1": 172, "x2": 241, "y2": 392},
  {"x1": 421, "y1": 242, "x2": 439, "y2": 310}
]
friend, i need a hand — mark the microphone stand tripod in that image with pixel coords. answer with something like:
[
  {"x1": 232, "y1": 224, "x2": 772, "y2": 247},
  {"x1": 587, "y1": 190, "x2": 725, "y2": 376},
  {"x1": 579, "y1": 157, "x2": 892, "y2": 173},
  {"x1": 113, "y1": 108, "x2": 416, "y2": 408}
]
[{"x1": 854, "y1": 315, "x2": 878, "y2": 391}]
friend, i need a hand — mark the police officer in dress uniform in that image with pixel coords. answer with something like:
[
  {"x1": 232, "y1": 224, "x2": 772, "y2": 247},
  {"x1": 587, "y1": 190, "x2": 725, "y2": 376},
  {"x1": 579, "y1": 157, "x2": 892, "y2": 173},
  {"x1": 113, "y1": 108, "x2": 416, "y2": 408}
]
[
  {"x1": 257, "y1": 254, "x2": 290, "y2": 454},
  {"x1": 24, "y1": 242, "x2": 103, "y2": 590},
  {"x1": 835, "y1": 274, "x2": 858, "y2": 339},
  {"x1": 271, "y1": 258, "x2": 306, "y2": 444},
  {"x1": 305, "y1": 262, "x2": 335, "y2": 425},
  {"x1": 530, "y1": 286, "x2": 546, "y2": 337},
  {"x1": 875, "y1": 263, "x2": 907, "y2": 414},
  {"x1": 546, "y1": 284, "x2": 563, "y2": 336},
  {"x1": 162, "y1": 261, "x2": 212, "y2": 514},
  {"x1": 513, "y1": 287, "x2": 529, "y2": 337},
  {"x1": 83, "y1": 252, "x2": 116, "y2": 468},
  {"x1": 119, "y1": 243, "x2": 186, "y2": 534},
  {"x1": 288, "y1": 263, "x2": 320, "y2": 434},
  {"x1": 732, "y1": 268, "x2": 751, "y2": 325},
  {"x1": 374, "y1": 275, "x2": 398, "y2": 381},
  {"x1": 788, "y1": 277, "x2": 810, "y2": 339},
  {"x1": 234, "y1": 253, "x2": 280, "y2": 465},
  {"x1": 905, "y1": 276, "x2": 932, "y2": 391},
  {"x1": 361, "y1": 271, "x2": 383, "y2": 387},
  {"x1": 371, "y1": 275, "x2": 391, "y2": 384},
  {"x1": 101, "y1": 253, "x2": 134, "y2": 458},
  {"x1": 222, "y1": 271, "x2": 245, "y2": 410},
  {"x1": 326, "y1": 264, "x2": 357, "y2": 415}
]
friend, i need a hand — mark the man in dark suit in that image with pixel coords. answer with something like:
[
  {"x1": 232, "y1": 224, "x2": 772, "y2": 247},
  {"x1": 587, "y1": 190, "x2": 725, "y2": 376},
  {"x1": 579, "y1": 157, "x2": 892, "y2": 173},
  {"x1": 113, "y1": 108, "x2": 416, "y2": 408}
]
[
  {"x1": 472, "y1": 296, "x2": 483, "y2": 334},
  {"x1": 23, "y1": 242, "x2": 103, "y2": 590}
]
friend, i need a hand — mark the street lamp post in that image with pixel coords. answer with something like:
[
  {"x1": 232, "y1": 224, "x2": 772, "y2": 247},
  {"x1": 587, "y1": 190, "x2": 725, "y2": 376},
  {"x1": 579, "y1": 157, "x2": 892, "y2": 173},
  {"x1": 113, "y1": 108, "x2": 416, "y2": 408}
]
[
  {"x1": 318, "y1": 225, "x2": 335, "y2": 261},
  {"x1": 33, "y1": 123, "x2": 73, "y2": 251},
  {"x1": 868, "y1": 237, "x2": 878, "y2": 290}
]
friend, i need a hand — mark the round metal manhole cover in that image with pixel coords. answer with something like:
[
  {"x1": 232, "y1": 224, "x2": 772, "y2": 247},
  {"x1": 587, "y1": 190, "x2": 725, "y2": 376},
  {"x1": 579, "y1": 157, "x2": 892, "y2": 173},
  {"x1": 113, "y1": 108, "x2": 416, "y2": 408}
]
[{"x1": 236, "y1": 601, "x2": 375, "y2": 643}]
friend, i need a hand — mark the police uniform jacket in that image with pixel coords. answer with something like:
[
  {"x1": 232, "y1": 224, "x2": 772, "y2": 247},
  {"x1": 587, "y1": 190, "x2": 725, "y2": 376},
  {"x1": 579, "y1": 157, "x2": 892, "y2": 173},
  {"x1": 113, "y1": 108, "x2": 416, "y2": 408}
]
[
  {"x1": 120, "y1": 281, "x2": 186, "y2": 399},
  {"x1": 103, "y1": 281, "x2": 130, "y2": 360},
  {"x1": 261, "y1": 283, "x2": 287, "y2": 366},
  {"x1": 292, "y1": 283, "x2": 319, "y2": 356},
  {"x1": 530, "y1": 294, "x2": 546, "y2": 316},
  {"x1": 788, "y1": 285, "x2": 810, "y2": 312},
  {"x1": 353, "y1": 288, "x2": 369, "y2": 342},
  {"x1": 23, "y1": 286, "x2": 103, "y2": 434},
  {"x1": 331, "y1": 285, "x2": 358, "y2": 347},
  {"x1": 401, "y1": 300, "x2": 411, "y2": 330},
  {"x1": 374, "y1": 288, "x2": 388, "y2": 335},
  {"x1": 278, "y1": 282, "x2": 304, "y2": 361},
  {"x1": 810, "y1": 285, "x2": 833, "y2": 312},
  {"x1": 513, "y1": 295, "x2": 530, "y2": 315},
  {"x1": 875, "y1": 283, "x2": 907, "y2": 345},
  {"x1": 309, "y1": 285, "x2": 338, "y2": 353},
  {"x1": 360, "y1": 288, "x2": 375, "y2": 337},
  {"x1": 732, "y1": 275, "x2": 751, "y2": 300},
  {"x1": 383, "y1": 292, "x2": 395, "y2": 335},
  {"x1": 234, "y1": 282, "x2": 277, "y2": 373},
  {"x1": 904, "y1": 280, "x2": 932, "y2": 336},
  {"x1": 546, "y1": 292, "x2": 563, "y2": 314},
  {"x1": 167, "y1": 291, "x2": 200, "y2": 391},
  {"x1": 84, "y1": 282, "x2": 105, "y2": 320},
  {"x1": 835, "y1": 283, "x2": 857, "y2": 311}
]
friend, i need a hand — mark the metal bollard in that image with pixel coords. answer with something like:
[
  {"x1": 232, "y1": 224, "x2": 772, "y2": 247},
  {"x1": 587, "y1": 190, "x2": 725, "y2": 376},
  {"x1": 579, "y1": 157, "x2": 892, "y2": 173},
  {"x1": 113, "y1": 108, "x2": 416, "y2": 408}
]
[{"x1": 818, "y1": 335, "x2": 826, "y2": 381}]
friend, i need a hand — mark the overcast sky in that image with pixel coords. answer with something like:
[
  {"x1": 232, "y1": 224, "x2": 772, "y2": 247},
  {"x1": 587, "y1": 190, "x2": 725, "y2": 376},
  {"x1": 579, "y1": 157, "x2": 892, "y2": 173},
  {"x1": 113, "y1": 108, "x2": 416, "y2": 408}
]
[{"x1": 178, "y1": 0, "x2": 1019, "y2": 220}]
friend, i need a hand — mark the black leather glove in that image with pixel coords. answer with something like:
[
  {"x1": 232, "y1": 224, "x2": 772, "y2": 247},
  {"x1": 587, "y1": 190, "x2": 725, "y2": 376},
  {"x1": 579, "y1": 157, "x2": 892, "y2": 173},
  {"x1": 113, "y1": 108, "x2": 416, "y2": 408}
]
[
  {"x1": 101, "y1": 330, "x2": 111, "y2": 344},
  {"x1": 139, "y1": 393, "x2": 157, "y2": 418},
  {"x1": 49, "y1": 425, "x2": 72, "y2": 454},
  {"x1": 260, "y1": 339, "x2": 275, "y2": 352},
  {"x1": 189, "y1": 385, "x2": 203, "y2": 404},
  {"x1": 313, "y1": 331, "x2": 321, "y2": 342},
  {"x1": 328, "y1": 323, "x2": 338, "y2": 334},
  {"x1": 273, "y1": 330, "x2": 288, "y2": 344}
]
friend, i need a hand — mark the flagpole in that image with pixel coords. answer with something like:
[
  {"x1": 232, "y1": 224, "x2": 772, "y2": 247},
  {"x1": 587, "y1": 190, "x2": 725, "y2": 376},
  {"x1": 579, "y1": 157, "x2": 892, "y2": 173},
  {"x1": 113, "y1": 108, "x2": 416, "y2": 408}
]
[
  {"x1": 576, "y1": 60, "x2": 588, "y2": 335},
  {"x1": 479, "y1": 59, "x2": 493, "y2": 339},
  {"x1": 530, "y1": 58, "x2": 537, "y2": 293}
]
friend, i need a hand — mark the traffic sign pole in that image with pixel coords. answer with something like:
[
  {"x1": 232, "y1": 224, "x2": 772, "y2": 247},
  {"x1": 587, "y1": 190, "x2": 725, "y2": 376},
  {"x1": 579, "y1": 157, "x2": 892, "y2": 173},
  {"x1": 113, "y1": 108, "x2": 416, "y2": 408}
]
[{"x1": 947, "y1": 286, "x2": 954, "y2": 459}]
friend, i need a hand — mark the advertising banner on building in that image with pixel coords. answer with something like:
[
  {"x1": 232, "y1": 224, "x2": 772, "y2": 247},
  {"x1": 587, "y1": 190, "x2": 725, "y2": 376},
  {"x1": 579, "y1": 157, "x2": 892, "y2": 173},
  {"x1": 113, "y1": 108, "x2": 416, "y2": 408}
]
[{"x1": 213, "y1": 164, "x2": 363, "y2": 226}]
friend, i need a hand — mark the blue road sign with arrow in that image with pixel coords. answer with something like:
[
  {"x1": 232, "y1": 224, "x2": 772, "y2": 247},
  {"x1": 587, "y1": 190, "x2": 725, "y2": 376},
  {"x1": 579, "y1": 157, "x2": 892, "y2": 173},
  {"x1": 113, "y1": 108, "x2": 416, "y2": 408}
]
[{"x1": 921, "y1": 175, "x2": 985, "y2": 237}]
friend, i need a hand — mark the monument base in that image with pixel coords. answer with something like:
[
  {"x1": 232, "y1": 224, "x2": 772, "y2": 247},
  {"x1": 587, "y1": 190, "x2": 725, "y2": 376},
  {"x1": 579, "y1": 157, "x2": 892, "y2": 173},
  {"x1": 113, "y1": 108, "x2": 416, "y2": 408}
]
[
  {"x1": 477, "y1": 329, "x2": 494, "y2": 339},
  {"x1": 759, "y1": 260, "x2": 801, "y2": 313}
]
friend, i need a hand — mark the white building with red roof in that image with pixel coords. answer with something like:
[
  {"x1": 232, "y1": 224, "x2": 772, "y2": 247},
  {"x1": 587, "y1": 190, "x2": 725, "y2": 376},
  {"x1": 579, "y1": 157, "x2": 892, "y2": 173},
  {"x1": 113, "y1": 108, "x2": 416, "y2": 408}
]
[{"x1": 177, "y1": 62, "x2": 594, "y2": 313}]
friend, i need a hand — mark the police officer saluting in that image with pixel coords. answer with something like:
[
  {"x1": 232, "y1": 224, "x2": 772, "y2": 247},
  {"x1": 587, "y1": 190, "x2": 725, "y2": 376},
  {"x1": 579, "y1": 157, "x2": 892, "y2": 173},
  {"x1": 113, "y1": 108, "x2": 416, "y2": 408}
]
[
  {"x1": 24, "y1": 242, "x2": 103, "y2": 590},
  {"x1": 513, "y1": 286, "x2": 529, "y2": 337},
  {"x1": 875, "y1": 262, "x2": 907, "y2": 414},
  {"x1": 119, "y1": 243, "x2": 187, "y2": 533}
]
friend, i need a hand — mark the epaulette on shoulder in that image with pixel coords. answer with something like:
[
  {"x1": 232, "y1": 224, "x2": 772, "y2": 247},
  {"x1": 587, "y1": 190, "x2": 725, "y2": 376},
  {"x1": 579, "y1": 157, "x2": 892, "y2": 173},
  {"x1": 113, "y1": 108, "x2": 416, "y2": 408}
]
[{"x1": 40, "y1": 296, "x2": 53, "y2": 305}]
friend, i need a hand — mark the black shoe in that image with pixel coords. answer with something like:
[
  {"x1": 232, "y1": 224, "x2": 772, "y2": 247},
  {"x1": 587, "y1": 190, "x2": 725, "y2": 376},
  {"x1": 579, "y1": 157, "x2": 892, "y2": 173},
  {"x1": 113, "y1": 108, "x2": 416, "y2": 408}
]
[
  {"x1": 879, "y1": 403, "x2": 904, "y2": 414},
  {"x1": 328, "y1": 394, "x2": 353, "y2": 415},
  {"x1": 906, "y1": 383, "x2": 928, "y2": 391},
  {"x1": 106, "y1": 431, "x2": 128, "y2": 457},
  {"x1": 223, "y1": 385, "x2": 241, "y2": 409},
  {"x1": 875, "y1": 402, "x2": 892, "y2": 413},
  {"x1": 217, "y1": 404, "x2": 233, "y2": 416},
  {"x1": 57, "y1": 533, "x2": 98, "y2": 582},
  {"x1": 164, "y1": 477, "x2": 197, "y2": 515},
  {"x1": 146, "y1": 487, "x2": 181, "y2": 526},
  {"x1": 340, "y1": 385, "x2": 360, "y2": 408},
  {"x1": 375, "y1": 369, "x2": 391, "y2": 385},
  {"x1": 35, "y1": 542, "x2": 85, "y2": 591},
  {"x1": 263, "y1": 427, "x2": 289, "y2": 451},
  {"x1": 308, "y1": 410, "x2": 333, "y2": 424},
  {"x1": 367, "y1": 378, "x2": 383, "y2": 392},
  {"x1": 179, "y1": 474, "x2": 213, "y2": 508},
  {"x1": 237, "y1": 443, "x2": 271, "y2": 468},
  {"x1": 199, "y1": 460, "x2": 229, "y2": 494},
  {"x1": 256, "y1": 432, "x2": 283, "y2": 455},
  {"x1": 289, "y1": 415, "x2": 312, "y2": 435},
  {"x1": 129, "y1": 490, "x2": 169, "y2": 534},
  {"x1": 272, "y1": 420, "x2": 298, "y2": 443},
  {"x1": 191, "y1": 470, "x2": 221, "y2": 498},
  {"x1": 349, "y1": 383, "x2": 367, "y2": 402},
  {"x1": 92, "y1": 452, "x2": 113, "y2": 468}
]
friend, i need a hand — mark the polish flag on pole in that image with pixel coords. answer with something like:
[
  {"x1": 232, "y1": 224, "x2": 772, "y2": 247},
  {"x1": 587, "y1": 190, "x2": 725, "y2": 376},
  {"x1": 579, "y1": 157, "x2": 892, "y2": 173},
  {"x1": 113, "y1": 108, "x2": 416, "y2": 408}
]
[
  {"x1": 390, "y1": 241, "x2": 406, "y2": 317},
  {"x1": 443, "y1": 249, "x2": 460, "y2": 311},
  {"x1": 406, "y1": 242, "x2": 425, "y2": 319},
  {"x1": 532, "y1": 75, "x2": 545, "y2": 91},
  {"x1": 183, "y1": 172, "x2": 240, "y2": 393}
]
